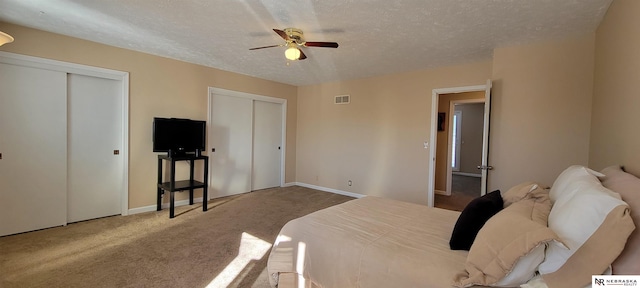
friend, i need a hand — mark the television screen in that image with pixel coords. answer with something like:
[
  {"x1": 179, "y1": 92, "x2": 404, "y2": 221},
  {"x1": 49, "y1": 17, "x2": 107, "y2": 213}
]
[{"x1": 153, "y1": 117, "x2": 206, "y2": 154}]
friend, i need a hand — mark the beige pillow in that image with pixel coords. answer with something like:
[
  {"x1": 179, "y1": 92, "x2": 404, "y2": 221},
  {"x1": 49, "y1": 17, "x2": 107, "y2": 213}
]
[
  {"x1": 453, "y1": 188, "x2": 561, "y2": 287},
  {"x1": 601, "y1": 165, "x2": 640, "y2": 275},
  {"x1": 501, "y1": 182, "x2": 546, "y2": 207}
]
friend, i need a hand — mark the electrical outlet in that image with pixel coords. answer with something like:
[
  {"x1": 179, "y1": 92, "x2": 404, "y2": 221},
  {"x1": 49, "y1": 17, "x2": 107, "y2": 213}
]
[{"x1": 348, "y1": 180, "x2": 352, "y2": 186}]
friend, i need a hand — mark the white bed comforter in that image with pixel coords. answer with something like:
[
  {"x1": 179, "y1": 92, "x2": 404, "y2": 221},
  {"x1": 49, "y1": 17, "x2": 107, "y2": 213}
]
[{"x1": 267, "y1": 196, "x2": 470, "y2": 288}]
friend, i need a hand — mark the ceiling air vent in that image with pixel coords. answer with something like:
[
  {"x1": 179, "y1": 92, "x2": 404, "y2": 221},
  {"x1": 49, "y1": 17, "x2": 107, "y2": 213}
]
[{"x1": 334, "y1": 95, "x2": 350, "y2": 104}]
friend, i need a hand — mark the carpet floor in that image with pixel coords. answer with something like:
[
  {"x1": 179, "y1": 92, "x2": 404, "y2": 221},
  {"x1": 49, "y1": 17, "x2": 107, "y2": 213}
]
[
  {"x1": 0, "y1": 186, "x2": 354, "y2": 288},
  {"x1": 434, "y1": 175, "x2": 481, "y2": 211}
]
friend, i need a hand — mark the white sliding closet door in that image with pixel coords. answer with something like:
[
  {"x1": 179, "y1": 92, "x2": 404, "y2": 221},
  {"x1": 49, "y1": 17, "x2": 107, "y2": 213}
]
[
  {"x1": 0, "y1": 63, "x2": 68, "y2": 236},
  {"x1": 67, "y1": 74, "x2": 123, "y2": 223},
  {"x1": 209, "y1": 94, "x2": 253, "y2": 198},
  {"x1": 252, "y1": 101, "x2": 282, "y2": 190}
]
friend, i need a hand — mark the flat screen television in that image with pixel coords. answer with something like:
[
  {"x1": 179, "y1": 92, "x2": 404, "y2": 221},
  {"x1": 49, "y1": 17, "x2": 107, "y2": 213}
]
[{"x1": 153, "y1": 117, "x2": 206, "y2": 156}]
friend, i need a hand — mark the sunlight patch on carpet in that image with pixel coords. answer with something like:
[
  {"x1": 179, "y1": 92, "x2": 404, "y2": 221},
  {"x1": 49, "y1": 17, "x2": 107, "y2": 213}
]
[{"x1": 206, "y1": 232, "x2": 272, "y2": 288}]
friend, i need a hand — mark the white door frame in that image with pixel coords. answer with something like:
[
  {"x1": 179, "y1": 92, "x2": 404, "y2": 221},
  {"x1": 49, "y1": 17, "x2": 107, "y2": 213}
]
[
  {"x1": 0, "y1": 51, "x2": 130, "y2": 216},
  {"x1": 428, "y1": 81, "x2": 491, "y2": 207},
  {"x1": 207, "y1": 87, "x2": 287, "y2": 200}
]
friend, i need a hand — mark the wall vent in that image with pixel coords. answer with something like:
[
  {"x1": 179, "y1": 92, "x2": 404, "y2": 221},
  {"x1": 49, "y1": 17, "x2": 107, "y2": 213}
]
[{"x1": 334, "y1": 95, "x2": 350, "y2": 104}]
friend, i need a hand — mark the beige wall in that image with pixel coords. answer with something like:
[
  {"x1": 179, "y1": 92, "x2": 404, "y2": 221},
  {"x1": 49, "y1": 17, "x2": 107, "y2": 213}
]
[
  {"x1": 458, "y1": 103, "x2": 484, "y2": 174},
  {"x1": 296, "y1": 61, "x2": 492, "y2": 204},
  {"x1": 590, "y1": 0, "x2": 640, "y2": 176},
  {"x1": 435, "y1": 92, "x2": 484, "y2": 191},
  {"x1": 490, "y1": 34, "x2": 595, "y2": 190},
  {"x1": 5, "y1": 3, "x2": 635, "y2": 209},
  {"x1": 297, "y1": 33, "x2": 598, "y2": 203},
  {"x1": 0, "y1": 22, "x2": 297, "y2": 210}
]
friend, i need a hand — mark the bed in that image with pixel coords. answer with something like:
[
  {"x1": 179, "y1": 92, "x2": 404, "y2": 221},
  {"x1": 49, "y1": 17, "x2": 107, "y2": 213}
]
[
  {"x1": 267, "y1": 165, "x2": 640, "y2": 288},
  {"x1": 268, "y1": 196, "x2": 468, "y2": 287}
]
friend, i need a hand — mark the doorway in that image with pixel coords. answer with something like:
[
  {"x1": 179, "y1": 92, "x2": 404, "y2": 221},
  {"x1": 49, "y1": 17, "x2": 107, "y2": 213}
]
[
  {"x1": 427, "y1": 80, "x2": 492, "y2": 209},
  {"x1": 436, "y1": 99, "x2": 485, "y2": 211}
]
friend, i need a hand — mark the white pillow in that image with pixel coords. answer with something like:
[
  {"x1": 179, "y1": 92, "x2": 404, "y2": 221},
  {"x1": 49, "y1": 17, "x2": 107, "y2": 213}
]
[
  {"x1": 520, "y1": 267, "x2": 612, "y2": 288},
  {"x1": 495, "y1": 244, "x2": 545, "y2": 287},
  {"x1": 549, "y1": 165, "x2": 606, "y2": 205},
  {"x1": 539, "y1": 166, "x2": 634, "y2": 288},
  {"x1": 520, "y1": 274, "x2": 547, "y2": 288}
]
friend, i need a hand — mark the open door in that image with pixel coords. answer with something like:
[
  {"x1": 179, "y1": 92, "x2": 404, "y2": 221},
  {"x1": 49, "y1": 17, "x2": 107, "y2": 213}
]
[
  {"x1": 478, "y1": 79, "x2": 493, "y2": 195},
  {"x1": 428, "y1": 79, "x2": 493, "y2": 207}
]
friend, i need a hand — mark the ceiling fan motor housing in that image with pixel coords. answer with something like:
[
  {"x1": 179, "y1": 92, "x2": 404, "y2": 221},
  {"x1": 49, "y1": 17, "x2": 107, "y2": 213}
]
[{"x1": 284, "y1": 28, "x2": 305, "y2": 45}]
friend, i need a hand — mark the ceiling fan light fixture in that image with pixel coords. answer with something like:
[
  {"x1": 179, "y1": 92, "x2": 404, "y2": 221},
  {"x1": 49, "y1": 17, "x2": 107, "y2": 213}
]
[
  {"x1": 0, "y1": 31, "x2": 14, "y2": 46},
  {"x1": 284, "y1": 44, "x2": 301, "y2": 60}
]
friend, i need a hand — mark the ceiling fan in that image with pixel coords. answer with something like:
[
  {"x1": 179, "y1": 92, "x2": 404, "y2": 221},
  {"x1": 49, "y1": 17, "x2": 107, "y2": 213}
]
[{"x1": 249, "y1": 28, "x2": 339, "y2": 60}]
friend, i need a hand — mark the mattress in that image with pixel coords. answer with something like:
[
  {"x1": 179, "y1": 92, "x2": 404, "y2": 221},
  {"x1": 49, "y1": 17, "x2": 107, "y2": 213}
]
[{"x1": 267, "y1": 196, "x2": 471, "y2": 287}]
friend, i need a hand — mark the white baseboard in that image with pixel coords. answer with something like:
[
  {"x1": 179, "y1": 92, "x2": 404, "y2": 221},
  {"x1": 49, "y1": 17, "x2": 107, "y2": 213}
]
[
  {"x1": 128, "y1": 197, "x2": 204, "y2": 215},
  {"x1": 282, "y1": 182, "x2": 297, "y2": 187},
  {"x1": 293, "y1": 182, "x2": 366, "y2": 199},
  {"x1": 452, "y1": 172, "x2": 482, "y2": 178},
  {"x1": 435, "y1": 189, "x2": 450, "y2": 196}
]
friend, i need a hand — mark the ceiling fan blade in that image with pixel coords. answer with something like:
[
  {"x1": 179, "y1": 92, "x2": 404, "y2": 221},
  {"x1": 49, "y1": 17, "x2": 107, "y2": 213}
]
[
  {"x1": 249, "y1": 44, "x2": 281, "y2": 50},
  {"x1": 299, "y1": 49, "x2": 307, "y2": 60},
  {"x1": 304, "y1": 42, "x2": 339, "y2": 48},
  {"x1": 273, "y1": 29, "x2": 290, "y2": 41}
]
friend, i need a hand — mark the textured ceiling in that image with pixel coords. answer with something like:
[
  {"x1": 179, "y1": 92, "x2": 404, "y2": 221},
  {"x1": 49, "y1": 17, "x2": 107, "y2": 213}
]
[{"x1": 0, "y1": 0, "x2": 612, "y2": 86}]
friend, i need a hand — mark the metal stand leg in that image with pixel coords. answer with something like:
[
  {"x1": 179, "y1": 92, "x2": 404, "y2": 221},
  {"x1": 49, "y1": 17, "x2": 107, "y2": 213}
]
[
  {"x1": 157, "y1": 158, "x2": 162, "y2": 211},
  {"x1": 189, "y1": 160, "x2": 194, "y2": 205},
  {"x1": 170, "y1": 159, "x2": 176, "y2": 218},
  {"x1": 170, "y1": 191, "x2": 175, "y2": 218},
  {"x1": 203, "y1": 157, "x2": 208, "y2": 212}
]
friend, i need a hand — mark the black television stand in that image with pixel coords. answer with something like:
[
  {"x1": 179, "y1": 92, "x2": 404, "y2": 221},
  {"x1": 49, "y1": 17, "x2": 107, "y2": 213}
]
[{"x1": 157, "y1": 153, "x2": 209, "y2": 218}]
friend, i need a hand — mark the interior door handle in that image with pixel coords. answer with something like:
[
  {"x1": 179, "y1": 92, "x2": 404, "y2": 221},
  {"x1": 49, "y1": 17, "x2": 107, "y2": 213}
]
[{"x1": 477, "y1": 165, "x2": 493, "y2": 170}]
